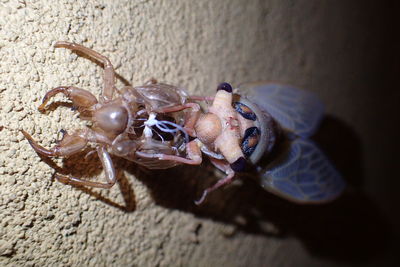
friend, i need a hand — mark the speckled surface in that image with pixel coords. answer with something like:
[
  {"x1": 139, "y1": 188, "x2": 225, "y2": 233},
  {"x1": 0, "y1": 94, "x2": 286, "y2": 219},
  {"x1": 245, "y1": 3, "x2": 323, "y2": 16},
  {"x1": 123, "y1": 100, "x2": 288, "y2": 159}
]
[{"x1": 0, "y1": 0, "x2": 398, "y2": 266}]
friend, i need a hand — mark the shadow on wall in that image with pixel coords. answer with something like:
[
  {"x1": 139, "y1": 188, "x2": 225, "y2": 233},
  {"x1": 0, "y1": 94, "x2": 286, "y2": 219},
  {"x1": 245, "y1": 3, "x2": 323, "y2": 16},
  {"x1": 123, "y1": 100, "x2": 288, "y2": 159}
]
[
  {"x1": 30, "y1": 39, "x2": 393, "y2": 263},
  {"x1": 133, "y1": 115, "x2": 392, "y2": 263},
  {"x1": 45, "y1": 113, "x2": 390, "y2": 263}
]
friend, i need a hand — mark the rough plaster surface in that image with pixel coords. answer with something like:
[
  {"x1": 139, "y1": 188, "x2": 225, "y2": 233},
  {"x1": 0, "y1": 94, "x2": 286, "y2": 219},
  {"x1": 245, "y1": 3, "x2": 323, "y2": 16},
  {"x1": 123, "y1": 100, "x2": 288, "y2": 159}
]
[{"x1": 0, "y1": 0, "x2": 398, "y2": 266}]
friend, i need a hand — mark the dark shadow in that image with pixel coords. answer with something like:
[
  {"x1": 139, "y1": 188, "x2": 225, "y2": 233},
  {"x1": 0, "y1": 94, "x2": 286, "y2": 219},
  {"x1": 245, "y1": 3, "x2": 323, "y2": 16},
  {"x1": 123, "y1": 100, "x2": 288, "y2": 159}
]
[
  {"x1": 313, "y1": 115, "x2": 364, "y2": 188},
  {"x1": 129, "y1": 115, "x2": 392, "y2": 263},
  {"x1": 35, "y1": 149, "x2": 136, "y2": 212},
  {"x1": 31, "y1": 102, "x2": 392, "y2": 263},
  {"x1": 29, "y1": 50, "x2": 392, "y2": 263}
]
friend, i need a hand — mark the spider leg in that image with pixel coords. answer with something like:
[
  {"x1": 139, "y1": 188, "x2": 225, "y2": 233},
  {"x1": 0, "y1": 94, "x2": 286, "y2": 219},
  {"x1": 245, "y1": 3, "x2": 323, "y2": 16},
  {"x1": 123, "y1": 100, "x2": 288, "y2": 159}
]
[
  {"x1": 55, "y1": 146, "x2": 116, "y2": 188},
  {"x1": 22, "y1": 129, "x2": 89, "y2": 157},
  {"x1": 55, "y1": 41, "x2": 116, "y2": 103},
  {"x1": 39, "y1": 86, "x2": 98, "y2": 112}
]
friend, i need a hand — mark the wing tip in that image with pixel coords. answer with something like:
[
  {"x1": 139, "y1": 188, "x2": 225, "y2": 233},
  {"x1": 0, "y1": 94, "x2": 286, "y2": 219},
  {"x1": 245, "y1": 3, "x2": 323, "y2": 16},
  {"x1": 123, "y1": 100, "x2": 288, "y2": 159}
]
[{"x1": 261, "y1": 180, "x2": 346, "y2": 205}]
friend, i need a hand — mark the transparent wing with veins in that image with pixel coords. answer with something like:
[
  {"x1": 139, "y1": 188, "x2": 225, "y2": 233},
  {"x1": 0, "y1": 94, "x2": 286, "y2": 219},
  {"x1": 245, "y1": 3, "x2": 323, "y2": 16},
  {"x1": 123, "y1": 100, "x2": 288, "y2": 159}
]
[
  {"x1": 260, "y1": 138, "x2": 345, "y2": 203},
  {"x1": 239, "y1": 82, "x2": 324, "y2": 137},
  {"x1": 239, "y1": 83, "x2": 345, "y2": 203}
]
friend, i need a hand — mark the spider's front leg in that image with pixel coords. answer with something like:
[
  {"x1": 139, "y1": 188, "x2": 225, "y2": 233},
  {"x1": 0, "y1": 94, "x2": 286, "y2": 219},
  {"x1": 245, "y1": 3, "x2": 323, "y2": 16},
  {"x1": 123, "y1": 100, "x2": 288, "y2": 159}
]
[
  {"x1": 22, "y1": 129, "x2": 89, "y2": 157},
  {"x1": 55, "y1": 41, "x2": 117, "y2": 103},
  {"x1": 39, "y1": 86, "x2": 98, "y2": 112}
]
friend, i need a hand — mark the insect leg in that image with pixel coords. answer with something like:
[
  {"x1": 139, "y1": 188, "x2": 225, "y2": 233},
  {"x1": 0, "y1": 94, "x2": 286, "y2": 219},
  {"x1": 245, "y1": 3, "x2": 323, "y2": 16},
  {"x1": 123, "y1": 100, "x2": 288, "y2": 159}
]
[
  {"x1": 194, "y1": 158, "x2": 235, "y2": 205},
  {"x1": 55, "y1": 146, "x2": 116, "y2": 188},
  {"x1": 39, "y1": 86, "x2": 98, "y2": 112},
  {"x1": 135, "y1": 140, "x2": 202, "y2": 165},
  {"x1": 55, "y1": 41, "x2": 116, "y2": 103}
]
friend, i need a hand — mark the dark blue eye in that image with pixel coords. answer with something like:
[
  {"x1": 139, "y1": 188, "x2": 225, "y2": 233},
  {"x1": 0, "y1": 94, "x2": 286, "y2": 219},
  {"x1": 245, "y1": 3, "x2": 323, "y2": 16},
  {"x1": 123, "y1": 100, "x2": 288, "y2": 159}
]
[
  {"x1": 217, "y1": 82, "x2": 233, "y2": 93},
  {"x1": 234, "y1": 102, "x2": 257, "y2": 121},
  {"x1": 241, "y1": 127, "x2": 260, "y2": 157}
]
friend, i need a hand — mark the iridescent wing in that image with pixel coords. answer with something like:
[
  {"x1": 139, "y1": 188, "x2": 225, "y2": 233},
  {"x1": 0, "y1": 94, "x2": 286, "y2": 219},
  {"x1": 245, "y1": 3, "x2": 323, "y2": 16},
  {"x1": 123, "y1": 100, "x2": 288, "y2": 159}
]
[
  {"x1": 259, "y1": 138, "x2": 345, "y2": 203},
  {"x1": 238, "y1": 83, "x2": 324, "y2": 138}
]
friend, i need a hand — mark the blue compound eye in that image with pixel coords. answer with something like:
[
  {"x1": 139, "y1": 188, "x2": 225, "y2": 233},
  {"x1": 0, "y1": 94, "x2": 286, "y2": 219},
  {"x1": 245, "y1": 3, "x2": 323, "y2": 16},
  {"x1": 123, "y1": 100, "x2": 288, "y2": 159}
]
[
  {"x1": 217, "y1": 82, "x2": 233, "y2": 93},
  {"x1": 241, "y1": 126, "x2": 261, "y2": 157},
  {"x1": 234, "y1": 102, "x2": 257, "y2": 121}
]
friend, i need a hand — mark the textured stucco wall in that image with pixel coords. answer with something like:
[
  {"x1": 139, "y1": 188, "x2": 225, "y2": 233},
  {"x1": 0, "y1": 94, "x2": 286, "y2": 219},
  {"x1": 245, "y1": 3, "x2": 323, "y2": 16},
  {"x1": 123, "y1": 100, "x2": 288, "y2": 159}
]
[{"x1": 0, "y1": 0, "x2": 398, "y2": 266}]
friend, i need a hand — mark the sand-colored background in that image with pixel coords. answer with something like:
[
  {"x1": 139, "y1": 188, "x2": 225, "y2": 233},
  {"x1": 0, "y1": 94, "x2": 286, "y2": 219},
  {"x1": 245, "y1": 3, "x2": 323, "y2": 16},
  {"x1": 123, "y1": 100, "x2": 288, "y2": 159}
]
[{"x1": 0, "y1": 0, "x2": 398, "y2": 266}]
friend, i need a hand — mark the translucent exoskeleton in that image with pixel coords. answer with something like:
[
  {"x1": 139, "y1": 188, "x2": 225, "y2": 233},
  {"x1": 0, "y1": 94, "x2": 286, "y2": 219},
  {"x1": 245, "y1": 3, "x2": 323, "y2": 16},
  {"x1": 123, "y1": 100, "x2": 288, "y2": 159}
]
[
  {"x1": 235, "y1": 83, "x2": 346, "y2": 203},
  {"x1": 23, "y1": 42, "x2": 202, "y2": 189}
]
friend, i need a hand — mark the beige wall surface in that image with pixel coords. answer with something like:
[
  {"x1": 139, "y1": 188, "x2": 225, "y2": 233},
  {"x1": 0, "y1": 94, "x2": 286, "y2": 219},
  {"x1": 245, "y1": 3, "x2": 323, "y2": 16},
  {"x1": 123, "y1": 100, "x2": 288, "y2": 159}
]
[{"x1": 0, "y1": 0, "x2": 398, "y2": 266}]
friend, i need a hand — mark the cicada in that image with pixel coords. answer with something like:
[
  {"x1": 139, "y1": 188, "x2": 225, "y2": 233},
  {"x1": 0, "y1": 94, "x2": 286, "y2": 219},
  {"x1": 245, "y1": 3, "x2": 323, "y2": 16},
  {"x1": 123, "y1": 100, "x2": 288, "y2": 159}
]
[
  {"x1": 235, "y1": 82, "x2": 346, "y2": 203},
  {"x1": 169, "y1": 82, "x2": 346, "y2": 204}
]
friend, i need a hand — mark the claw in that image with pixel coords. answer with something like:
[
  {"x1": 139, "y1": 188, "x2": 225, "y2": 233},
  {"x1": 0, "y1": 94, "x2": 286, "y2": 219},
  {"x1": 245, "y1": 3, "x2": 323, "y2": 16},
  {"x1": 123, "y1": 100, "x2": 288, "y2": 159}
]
[
  {"x1": 21, "y1": 130, "x2": 58, "y2": 157},
  {"x1": 38, "y1": 87, "x2": 66, "y2": 112},
  {"x1": 194, "y1": 190, "x2": 208, "y2": 205},
  {"x1": 56, "y1": 129, "x2": 69, "y2": 144}
]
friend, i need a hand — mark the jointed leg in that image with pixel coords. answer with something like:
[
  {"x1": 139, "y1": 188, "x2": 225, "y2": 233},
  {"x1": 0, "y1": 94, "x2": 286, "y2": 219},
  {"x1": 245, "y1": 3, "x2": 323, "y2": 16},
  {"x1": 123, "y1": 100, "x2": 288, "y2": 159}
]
[
  {"x1": 55, "y1": 146, "x2": 116, "y2": 188},
  {"x1": 135, "y1": 140, "x2": 202, "y2": 165},
  {"x1": 22, "y1": 127, "x2": 112, "y2": 157},
  {"x1": 194, "y1": 158, "x2": 236, "y2": 205},
  {"x1": 23, "y1": 128, "x2": 117, "y2": 188},
  {"x1": 39, "y1": 86, "x2": 98, "y2": 112},
  {"x1": 22, "y1": 129, "x2": 89, "y2": 157},
  {"x1": 55, "y1": 41, "x2": 116, "y2": 103}
]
